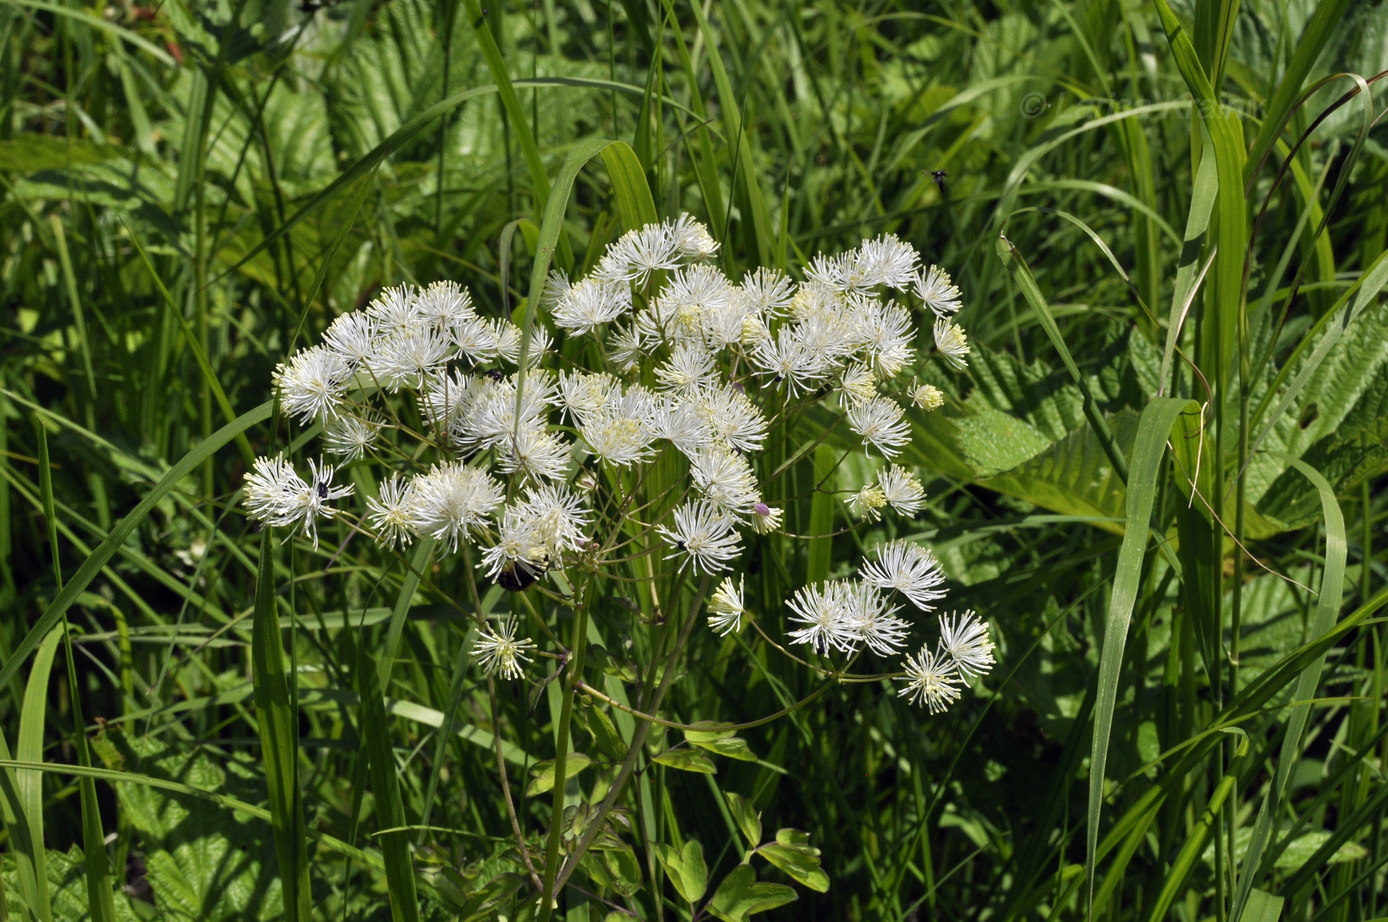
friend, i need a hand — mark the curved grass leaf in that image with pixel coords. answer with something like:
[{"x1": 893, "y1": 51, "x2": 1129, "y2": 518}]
[{"x1": 1230, "y1": 454, "x2": 1347, "y2": 921}]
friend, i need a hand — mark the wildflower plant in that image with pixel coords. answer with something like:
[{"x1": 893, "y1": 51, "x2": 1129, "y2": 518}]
[{"x1": 243, "y1": 214, "x2": 993, "y2": 912}]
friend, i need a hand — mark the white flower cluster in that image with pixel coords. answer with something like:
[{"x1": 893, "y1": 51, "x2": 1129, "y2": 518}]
[
  {"x1": 712, "y1": 540, "x2": 994, "y2": 713},
  {"x1": 242, "y1": 214, "x2": 987, "y2": 707}
]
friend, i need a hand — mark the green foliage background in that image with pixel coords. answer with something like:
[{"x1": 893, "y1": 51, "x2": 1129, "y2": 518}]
[{"x1": 1, "y1": 0, "x2": 1386, "y2": 919}]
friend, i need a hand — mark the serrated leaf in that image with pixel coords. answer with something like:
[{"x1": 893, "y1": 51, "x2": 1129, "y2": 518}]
[
  {"x1": 526, "y1": 753, "x2": 592, "y2": 796},
  {"x1": 725, "y1": 792, "x2": 762, "y2": 848},
  {"x1": 708, "y1": 865, "x2": 797, "y2": 921},
  {"x1": 690, "y1": 736, "x2": 757, "y2": 762},
  {"x1": 99, "y1": 733, "x2": 281, "y2": 921},
  {"x1": 656, "y1": 839, "x2": 709, "y2": 903},
  {"x1": 652, "y1": 748, "x2": 717, "y2": 773}
]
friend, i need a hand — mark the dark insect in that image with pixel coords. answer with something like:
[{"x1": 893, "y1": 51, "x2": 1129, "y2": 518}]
[
  {"x1": 316, "y1": 481, "x2": 329, "y2": 499},
  {"x1": 497, "y1": 563, "x2": 540, "y2": 592},
  {"x1": 485, "y1": 368, "x2": 505, "y2": 381},
  {"x1": 930, "y1": 170, "x2": 948, "y2": 196},
  {"x1": 675, "y1": 540, "x2": 687, "y2": 551}
]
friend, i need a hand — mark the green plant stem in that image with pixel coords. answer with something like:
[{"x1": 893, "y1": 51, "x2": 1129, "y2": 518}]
[
  {"x1": 551, "y1": 573, "x2": 713, "y2": 896},
  {"x1": 537, "y1": 576, "x2": 593, "y2": 920}
]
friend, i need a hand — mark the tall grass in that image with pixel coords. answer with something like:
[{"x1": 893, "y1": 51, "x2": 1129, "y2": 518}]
[{"x1": 1, "y1": 1, "x2": 1386, "y2": 919}]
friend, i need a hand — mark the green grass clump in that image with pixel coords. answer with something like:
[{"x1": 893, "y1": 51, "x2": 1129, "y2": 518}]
[{"x1": 1, "y1": 1, "x2": 1386, "y2": 920}]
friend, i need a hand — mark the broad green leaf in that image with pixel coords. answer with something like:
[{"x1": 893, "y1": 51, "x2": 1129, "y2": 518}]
[
  {"x1": 0, "y1": 847, "x2": 141, "y2": 922},
  {"x1": 581, "y1": 708, "x2": 627, "y2": 763},
  {"x1": 92, "y1": 733, "x2": 282, "y2": 921},
  {"x1": 652, "y1": 748, "x2": 717, "y2": 774},
  {"x1": 656, "y1": 839, "x2": 708, "y2": 903},
  {"x1": 758, "y1": 829, "x2": 829, "y2": 893},
  {"x1": 708, "y1": 866, "x2": 797, "y2": 922},
  {"x1": 689, "y1": 737, "x2": 757, "y2": 762},
  {"x1": 527, "y1": 753, "x2": 593, "y2": 796},
  {"x1": 725, "y1": 792, "x2": 762, "y2": 848}
]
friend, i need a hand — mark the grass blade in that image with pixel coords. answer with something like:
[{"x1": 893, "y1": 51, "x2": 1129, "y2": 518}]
[
  {"x1": 251, "y1": 531, "x2": 312, "y2": 922},
  {"x1": 0, "y1": 401, "x2": 272, "y2": 691},
  {"x1": 355, "y1": 636, "x2": 421, "y2": 922},
  {"x1": 1230, "y1": 454, "x2": 1347, "y2": 920},
  {"x1": 1086, "y1": 397, "x2": 1198, "y2": 917}
]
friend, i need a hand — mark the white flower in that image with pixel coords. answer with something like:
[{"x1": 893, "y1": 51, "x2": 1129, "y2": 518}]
[
  {"x1": 552, "y1": 276, "x2": 631, "y2": 334},
  {"x1": 366, "y1": 285, "x2": 422, "y2": 334},
  {"x1": 696, "y1": 384, "x2": 768, "y2": 453},
  {"x1": 323, "y1": 413, "x2": 380, "y2": 461},
  {"x1": 366, "y1": 474, "x2": 416, "y2": 549},
  {"x1": 750, "y1": 330, "x2": 829, "y2": 395},
  {"x1": 850, "y1": 299, "x2": 914, "y2": 379},
  {"x1": 938, "y1": 610, "x2": 995, "y2": 678},
  {"x1": 656, "y1": 343, "x2": 719, "y2": 395},
  {"x1": 242, "y1": 456, "x2": 353, "y2": 549},
  {"x1": 409, "y1": 462, "x2": 504, "y2": 552},
  {"x1": 877, "y1": 465, "x2": 925, "y2": 516},
  {"x1": 838, "y1": 363, "x2": 878, "y2": 405},
  {"x1": 749, "y1": 502, "x2": 782, "y2": 534},
  {"x1": 854, "y1": 233, "x2": 919, "y2": 290},
  {"x1": 689, "y1": 446, "x2": 762, "y2": 518},
  {"x1": 557, "y1": 370, "x2": 622, "y2": 426},
  {"x1": 366, "y1": 325, "x2": 452, "y2": 391},
  {"x1": 479, "y1": 484, "x2": 590, "y2": 581},
  {"x1": 322, "y1": 312, "x2": 377, "y2": 366},
  {"x1": 243, "y1": 455, "x2": 305, "y2": 525},
  {"x1": 607, "y1": 322, "x2": 647, "y2": 372},
  {"x1": 580, "y1": 413, "x2": 655, "y2": 467},
  {"x1": 473, "y1": 617, "x2": 537, "y2": 680},
  {"x1": 668, "y1": 214, "x2": 719, "y2": 260},
  {"x1": 273, "y1": 346, "x2": 352, "y2": 424},
  {"x1": 911, "y1": 383, "x2": 945, "y2": 410},
  {"x1": 840, "y1": 581, "x2": 910, "y2": 656},
  {"x1": 859, "y1": 541, "x2": 947, "y2": 610},
  {"x1": 738, "y1": 267, "x2": 794, "y2": 317},
  {"x1": 847, "y1": 483, "x2": 888, "y2": 520},
  {"x1": 652, "y1": 398, "x2": 716, "y2": 459},
  {"x1": 895, "y1": 645, "x2": 963, "y2": 713},
  {"x1": 933, "y1": 318, "x2": 970, "y2": 369},
  {"x1": 786, "y1": 581, "x2": 858, "y2": 655},
  {"x1": 846, "y1": 396, "x2": 911, "y2": 458},
  {"x1": 418, "y1": 280, "x2": 475, "y2": 330},
  {"x1": 707, "y1": 576, "x2": 748, "y2": 635},
  {"x1": 657, "y1": 500, "x2": 741, "y2": 574},
  {"x1": 496, "y1": 426, "x2": 571, "y2": 482},
  {"x1": 914, "y1": 265, "x2": 962, "y2": 316},
  {"x1": 597, "y1": 224, "x2": 681, "y2": 286}
]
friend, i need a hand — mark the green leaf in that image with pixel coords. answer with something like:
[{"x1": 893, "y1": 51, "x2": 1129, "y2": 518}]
[
  {"x1": 1086, "y1": 398, "x2": 1199, "y2": 914},
  {"x1": 689, "y1": 737, "x2": 757, "y2": 762},
  {"x1": 355, "y1": 639, "x2": 421, "y2": 922},
  {"x1": 757, "y1": 829, "x2": 829, "y2": 893},
  {"x1": 526, "y1": 753, "x2": 593, "y2": 796},
  {"x1": 0, "y1": 400, "x2": 273, "y2": 693},
  {"x1": 656, "y1": 839, "x2": 708, "y2": 903},
  {"x1": 95, "y1": 733, "x2": 282, "y2": 920},
  {"x1": 708, "y1": 866, "x2": 797, "y2": 922},
  {"x1": 251, "y1": 532, "x2": 312, "y2": 922},
  {"x1": 725, "y1": 792, "x2": 762, "y2": 848},
  {"x1": 581, "y1": 708, "x2": 627, "y2": 763},
  {"x1": 652, "y1": 748, "x2": 717, "y2": 774}
]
